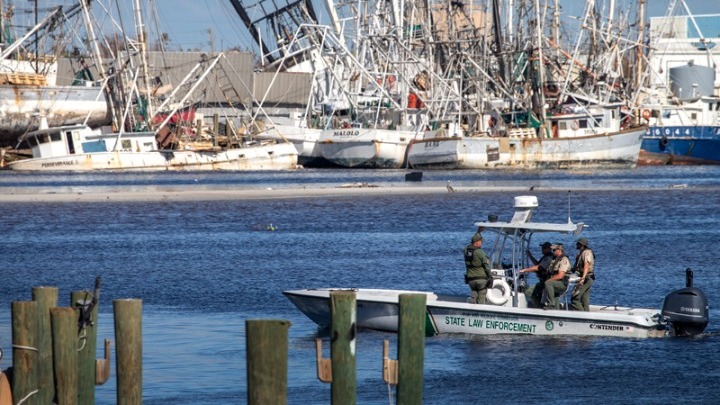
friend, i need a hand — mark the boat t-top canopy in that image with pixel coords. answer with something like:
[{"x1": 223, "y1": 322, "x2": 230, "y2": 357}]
[
  {"x1": 473, "y1": 220, "x2": 586, "y2": 236},
  {"x1": 473, "y1": 195, "x2": 587, "y2": 238}
]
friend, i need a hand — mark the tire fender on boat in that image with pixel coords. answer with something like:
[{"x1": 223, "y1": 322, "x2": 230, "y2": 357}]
[
  {"x1": 660, "y1": 136, "x2": 669, "y2": 148},
  {"x1": 487, "y1": 278, "x2": 511, "y2": 305}
]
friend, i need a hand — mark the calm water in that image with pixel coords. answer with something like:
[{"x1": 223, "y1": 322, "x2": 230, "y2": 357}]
[{"x1": 1, "y1": 167, "x2": 720, "y2": 404}]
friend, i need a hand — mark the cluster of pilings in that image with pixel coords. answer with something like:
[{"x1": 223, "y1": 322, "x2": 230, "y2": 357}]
[
  {"x1": 3, "y1": 289, "x2": 423, "y2": 404},
  {"x1": 1, "y1": 279, "x2": 142, "y2": 405},
  {"x1": 247, "y1": 291, "x2": 427, "y2": 405}
]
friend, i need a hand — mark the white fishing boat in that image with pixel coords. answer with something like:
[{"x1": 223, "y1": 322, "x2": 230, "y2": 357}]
[
  {"x1": 318, "y1": 125, "x2": 419, "y2": 169},
  {"x1": 0, "y1": 3, "x2": 110, "y2": 145},
  {"x1": 285, "y1": 196, "x2": 709, "y2": 338},
  {"x1": 408, "y1": 103, "x2": 644, "y2": 170},
  {"x1": 5, "y1": 124, "x2": 297, "y2": 171}
]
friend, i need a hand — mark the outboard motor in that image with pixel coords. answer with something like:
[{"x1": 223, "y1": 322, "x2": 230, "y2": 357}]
[{"x1": 661, "y1": 268, "x2": 709, "y2": 336}]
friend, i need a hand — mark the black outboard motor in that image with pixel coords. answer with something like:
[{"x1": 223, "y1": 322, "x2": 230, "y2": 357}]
[{"x1": 661, "y1": 268, "x2": 709, "y2": 336}]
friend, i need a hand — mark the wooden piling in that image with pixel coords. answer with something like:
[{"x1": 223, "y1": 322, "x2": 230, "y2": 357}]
[
  {"x1": 11, "y1": 300, "x2": 39, "y2": 405},
  {"x1": 72, "y1": 290, "x2": 98, "y2": 405},
  {"x1": 114, "y1": 299, "x2": 142, "y2": 405},
  {"x1": 31, "y1": 286, "x2": 58, "y2": 405},
  {"x1": 330, "y1": 291, "x2": 357, "y2": 405},
  {"x1": 51, "y1": 307, "x2": 78, "y2": 405},
  {"x1": 397, "y1": 294, "x2": 427, "y2": 405},
  {"x1": 246, "y1": 319, "x2": 290, "y2": 405}
]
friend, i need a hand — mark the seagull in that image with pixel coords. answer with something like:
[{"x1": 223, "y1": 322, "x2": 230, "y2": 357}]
[{"x1": 446, "y1": 180, "x2": 455, "y2": 193}]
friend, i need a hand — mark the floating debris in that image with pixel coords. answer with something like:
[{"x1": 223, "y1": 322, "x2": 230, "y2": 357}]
[
  {"x1": 669, "y1": 184, "x2": 688, "y2": 189},
  {"x1": 337, "y1": 182, "x2": 380, "y2": 188}
]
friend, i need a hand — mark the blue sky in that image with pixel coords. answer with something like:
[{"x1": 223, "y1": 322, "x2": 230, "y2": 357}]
[
  {"x1": 150, "y1": 0, "x2": 720, "y2": 52},
  {"x1": 13, "y1": 1, "x2": 720, "y2": 53}
]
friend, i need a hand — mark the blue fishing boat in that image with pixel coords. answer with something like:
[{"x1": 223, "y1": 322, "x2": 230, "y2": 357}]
[{"x1": 639, "y1": 12, "x2": 720, "y2": 164}]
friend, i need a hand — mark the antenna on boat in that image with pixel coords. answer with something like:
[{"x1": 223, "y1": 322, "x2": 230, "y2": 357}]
[{"x1": 567, "y1": 190, "x2": 572, "y2": 224}]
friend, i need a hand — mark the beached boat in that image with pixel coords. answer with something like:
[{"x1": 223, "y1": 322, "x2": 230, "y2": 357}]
[
  {"x1": 0, "y1": 4, "x2": 110, "y2": 145},
  {"x1": 408, "y1": 104, "x2": 644, "y2": 169},
  {"x1": 318, "y1": 125, "x2": 419, "y2": 169},
  {"x1": 285, "y1": 196, "x2": 709, "y2": 338},
  {"x1": 5, "y1": 124, "x2": 297, "y2": 171}
]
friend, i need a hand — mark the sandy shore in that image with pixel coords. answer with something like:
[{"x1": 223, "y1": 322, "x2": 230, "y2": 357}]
[
  {"x1": 0, "y1": 184, "x2": 544, "y2": 203},
  {"x1": 0, "y1": 181, "x2": 701, "y2": 203}
]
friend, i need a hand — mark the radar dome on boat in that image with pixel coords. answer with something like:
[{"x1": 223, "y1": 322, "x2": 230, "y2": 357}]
[{"x1": 514, "y1": 196, "x2": 538, "y2": 209}]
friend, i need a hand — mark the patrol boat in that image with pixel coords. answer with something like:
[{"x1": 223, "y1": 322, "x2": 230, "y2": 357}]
[{"x1": 284, "y1": 196, "x2": 709, "y2": 338}]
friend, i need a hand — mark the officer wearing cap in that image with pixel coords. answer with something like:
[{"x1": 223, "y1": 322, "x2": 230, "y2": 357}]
[
  {"x1": 571, "y1": 237, "x2": 595, "y2": 311},
  {"x1": 520, "y1": 241, "x2": 554, "y2": 307},
  {"x1": 464, "y1": 233, "x2": 492, "y2": 304},
  {"x1": 543, "y1": 243, "x2": 571, "y2": 309}
]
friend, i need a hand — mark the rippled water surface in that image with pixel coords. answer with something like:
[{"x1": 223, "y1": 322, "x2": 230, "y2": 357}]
[{"x1": 1, "y1": 167, "x2": 719, "y2": 404}]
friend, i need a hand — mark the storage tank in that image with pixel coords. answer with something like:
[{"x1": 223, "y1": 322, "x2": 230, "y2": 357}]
[{"x1": 669, "y1": 63, "x2": 715, "y2": 102}]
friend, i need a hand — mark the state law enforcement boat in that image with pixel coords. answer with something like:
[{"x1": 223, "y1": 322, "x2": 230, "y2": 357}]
[{"x1": 284, "y1": 196, "x2": 709, "y2": 338}]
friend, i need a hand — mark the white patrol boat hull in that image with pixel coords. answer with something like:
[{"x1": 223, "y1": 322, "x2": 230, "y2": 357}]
[
  {"x1": 407, "y1": 127, "x2": 644, "y2": 170},
  {"x1": 8, "y1": 142, "x2": 298, "y2": 171},
  {"x1": 318, "y1": 128, "x2": 417, "y2": 168},
  {"x1": 283, "y1": 288, "x2": 668, "y2": 338}
]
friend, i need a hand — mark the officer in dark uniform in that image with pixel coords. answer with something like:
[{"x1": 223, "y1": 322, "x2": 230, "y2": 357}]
[
  {"x1": 520, "y1": 241, "x2": 554, "y2": 307},
  {"x1": 464, "y1": 233, "x2": 492, "y2": 304}
]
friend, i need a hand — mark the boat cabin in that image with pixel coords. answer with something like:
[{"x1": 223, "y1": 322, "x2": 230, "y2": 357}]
[{"x1": 18, "y1": 125, "x2": 159, "y2": 159}]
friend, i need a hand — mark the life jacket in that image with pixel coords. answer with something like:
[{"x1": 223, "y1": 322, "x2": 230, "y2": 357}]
[
  {"x1": 464, "y1": 245, "x2": 489, "y2": 280},
  {"x1": 547, "y1": 255, "x2": 570, "y2": 277},
  {"x1": 537, "y1": 254, "x2": 554, "y2": 280},
  {"x1": 573, "y1": 248, "x2": 595, "y2": 276}
]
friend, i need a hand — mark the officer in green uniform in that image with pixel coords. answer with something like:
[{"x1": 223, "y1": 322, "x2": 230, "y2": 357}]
[
  {"x1": 543, "y1": 243, "x2": 571, "y2": 309},
  {"x1": 571, "y1": 237, "x2": 595, "y2": 311},
  {"x1": 464, "y1": 233, "x2": 492, "y2": 304}
]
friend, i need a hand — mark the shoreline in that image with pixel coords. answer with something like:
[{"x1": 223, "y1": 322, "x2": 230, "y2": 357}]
[{"x1": 0, "y1": 183, "x2": 703, "y2": 203}]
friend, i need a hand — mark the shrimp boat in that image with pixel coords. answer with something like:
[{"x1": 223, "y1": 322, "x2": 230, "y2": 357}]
[{"x1": 284, "y1": 196, "x2": 709, "y2": 338}]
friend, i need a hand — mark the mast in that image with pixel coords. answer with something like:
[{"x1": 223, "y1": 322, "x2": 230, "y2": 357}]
[
  {"x1": 133, "y1": 0, "x2": 154, "y2": 128},
  {"x1": 635, "y1": 0, "x2": 645, "y2": 91},
  {"x1": 491, "y1": 0, "x2": 506, "y2": 84},
  {"x1": 533, "y1": 0, "x2": 547, "y2": 134}
]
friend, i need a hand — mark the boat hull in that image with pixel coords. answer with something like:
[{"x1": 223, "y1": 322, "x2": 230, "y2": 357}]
[
  {"x1": 255, "y1": 125, "x2": 333, "y2": 167},
  {"x1": 640, "y1": 126, "x2": 720, "y2": 165},
  {"x1": 284, "y1": 288, "x2": 668, "y2": 338},
  {"x1": 318, "y1": 128, "x2": 417, "y2": 168},
  {"x1": 407, "y1": 128, "x2": 644, "y2": 169},
  {"x1": 0, "y1": 85, "x2": 110, "y2": 145},
  {"x1": 7, "y1": 142, "x2": 298, "y2": 171}
]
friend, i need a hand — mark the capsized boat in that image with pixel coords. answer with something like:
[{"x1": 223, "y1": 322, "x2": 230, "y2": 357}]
[{"x1": 285, "y1": 196, "x2": 709, "y2": 338}]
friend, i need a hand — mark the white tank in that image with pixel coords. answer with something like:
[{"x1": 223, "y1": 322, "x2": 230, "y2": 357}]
[
  {"x1": 511, "y1": 196, "x2": 538, "y2": 223},
  {"x1": 669, "y1": 63, "x2": 715, "y2": 102}
]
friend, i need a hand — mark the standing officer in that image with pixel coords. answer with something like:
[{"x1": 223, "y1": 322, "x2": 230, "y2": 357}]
[
  {"x1": 543, "y1": 244, "x2": 571, "y2": 309},
  {"x1": 571, "y1": 237, "x2": 595, "y2": 311},
  {"x1": 520, "y1": 241, "x2": 554, "y2": 307},
  {"x1": 464, "y1": 233, "x2": 492, "y2": 304}
]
